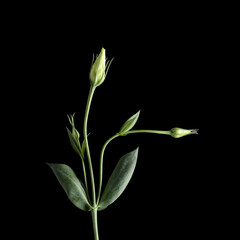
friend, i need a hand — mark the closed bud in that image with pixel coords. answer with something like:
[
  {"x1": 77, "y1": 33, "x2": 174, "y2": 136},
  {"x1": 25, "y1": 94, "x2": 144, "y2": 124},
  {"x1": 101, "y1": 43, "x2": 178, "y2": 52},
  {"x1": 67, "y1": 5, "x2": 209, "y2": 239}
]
[
  {"x1": 89, "y1": 48, "x2": 113, "y2": 87},
  {"x1": 67, "y1": 113, "x2": 80, "y2": 139},
  {"x1": 66, "y1": 113, "x2": 82, "y2": 157},
  {"x1": 170, "y1": 128, "x2": 198, "y2": 138}
]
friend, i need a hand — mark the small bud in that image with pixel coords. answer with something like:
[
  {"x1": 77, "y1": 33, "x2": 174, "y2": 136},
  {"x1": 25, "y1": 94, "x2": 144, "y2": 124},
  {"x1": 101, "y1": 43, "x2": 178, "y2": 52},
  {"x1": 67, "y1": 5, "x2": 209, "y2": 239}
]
[
  {"x1": 66, "y1": 113, "x2": 82, "y2": 157},
  {"x1": 67, "y1": 113, "x2": 80, "y2": 139},
  {"x1": 170, "y1": 128, "x2": 199, "y2": 138},
  {"x1": 89, "y1": 48, "x2": 113, "y2": 87}
]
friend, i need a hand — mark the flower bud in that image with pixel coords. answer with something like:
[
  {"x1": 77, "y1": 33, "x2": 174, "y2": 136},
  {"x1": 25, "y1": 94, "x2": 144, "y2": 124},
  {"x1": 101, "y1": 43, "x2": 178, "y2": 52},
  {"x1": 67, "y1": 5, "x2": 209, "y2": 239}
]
[
  {"x1": 67, "y1": 113, "x2": 80, "y2": 139},
  {"x1": 170, "y1": 128, "x2": 198, "y2": 138},
  {"x1": 66, "y1": 113, "x2": 82, "y2": 157},
  {"x1": 89, "y1": 48, "x2": 113, "y2": 87}
]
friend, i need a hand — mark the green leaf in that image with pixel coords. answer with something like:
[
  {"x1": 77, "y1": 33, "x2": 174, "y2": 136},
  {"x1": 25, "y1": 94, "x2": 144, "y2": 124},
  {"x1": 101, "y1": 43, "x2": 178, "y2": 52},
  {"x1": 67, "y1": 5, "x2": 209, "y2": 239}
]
[
  {"x1": 47, "y1": 163, "x2": 91, "y2": 211},
  {"x1": 98, "y1": 147, "x2": 139, "y2": 211},
  {"x1": 66, "y1": 127, "x2": 83, "y2": 158},
  {"x1": 119, "y1": 111, "x2": 140, "y2": 135}
]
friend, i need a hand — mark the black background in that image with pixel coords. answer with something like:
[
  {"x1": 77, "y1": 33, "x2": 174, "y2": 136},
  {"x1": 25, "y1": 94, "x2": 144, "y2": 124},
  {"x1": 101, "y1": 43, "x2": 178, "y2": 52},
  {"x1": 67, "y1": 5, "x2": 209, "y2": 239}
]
[{"x1": 4, "y1": 2, "x2": 225, "y2": 239}]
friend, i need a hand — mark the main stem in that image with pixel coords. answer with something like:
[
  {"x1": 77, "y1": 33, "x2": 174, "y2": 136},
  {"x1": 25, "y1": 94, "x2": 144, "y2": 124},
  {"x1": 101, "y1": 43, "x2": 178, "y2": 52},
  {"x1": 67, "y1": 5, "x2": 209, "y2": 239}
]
[
  {"x1": 84, "y1": 85, "x2": 96, "y2": 206},
  {"x1": 91, "y1": 209, "x2": 99, "y2": 240},
  {"x1": 83, "y1": 85, "x2": 99, "y2": 240}
]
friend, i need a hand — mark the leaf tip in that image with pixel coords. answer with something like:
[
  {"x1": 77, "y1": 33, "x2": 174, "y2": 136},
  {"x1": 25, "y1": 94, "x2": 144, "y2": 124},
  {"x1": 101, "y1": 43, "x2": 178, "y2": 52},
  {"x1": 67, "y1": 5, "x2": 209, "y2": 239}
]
[
  {"x1": 134, "y1": 146, "x2": 139, "y2": 156},
  {"x1": 46, "y1": 162, "x2": 53, "y2": 168}
]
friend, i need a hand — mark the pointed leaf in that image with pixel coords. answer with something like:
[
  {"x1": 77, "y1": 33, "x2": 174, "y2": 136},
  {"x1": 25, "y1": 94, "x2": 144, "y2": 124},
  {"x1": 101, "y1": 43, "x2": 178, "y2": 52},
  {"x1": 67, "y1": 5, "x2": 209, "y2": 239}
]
[
  {"x1": 98, "y1": 148, "x2": 139, "y2": 210},
  {"x1": 119, "y1": 111, "x2": 140, "y2": 135},
  {"x1": 47, "y1": 163, "x2": 91, "y2": 211}
]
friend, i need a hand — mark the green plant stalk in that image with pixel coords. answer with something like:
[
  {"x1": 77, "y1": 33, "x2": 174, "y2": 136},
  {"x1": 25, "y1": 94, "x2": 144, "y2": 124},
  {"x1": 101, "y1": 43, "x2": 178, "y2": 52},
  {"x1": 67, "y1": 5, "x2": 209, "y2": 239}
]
[
  {"x1": 91, "y1": 208, "x2": 99, "y2": 240},
  {"x1": 79, "y1": 154, "x2": 90, "y2": 203},
  {"x1": 83, "y1": 85, "x2": 99, "y2": 239},
  {"x1": 96, "y1": 130, "x2": 171, "y2": 204},
  {"x1": 97, "y1": 133, "x2": 120, "y2": 204},
  {"x1": 126, "y1": 130, "x2": 171, "y2": 135}
]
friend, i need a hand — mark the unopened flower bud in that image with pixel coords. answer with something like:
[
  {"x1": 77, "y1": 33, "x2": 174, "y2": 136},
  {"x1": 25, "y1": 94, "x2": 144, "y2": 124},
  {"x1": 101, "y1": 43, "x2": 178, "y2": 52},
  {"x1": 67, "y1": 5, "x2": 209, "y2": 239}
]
[
  {"x1": 170, "y1": 128, "x2": 198, "y2": 138},
  {"x1": 89, "y1": 48, "x2": 113, "y2": 87},
  {"x1": 66, "y1": 113, "x2": 82, "y2": 156}
]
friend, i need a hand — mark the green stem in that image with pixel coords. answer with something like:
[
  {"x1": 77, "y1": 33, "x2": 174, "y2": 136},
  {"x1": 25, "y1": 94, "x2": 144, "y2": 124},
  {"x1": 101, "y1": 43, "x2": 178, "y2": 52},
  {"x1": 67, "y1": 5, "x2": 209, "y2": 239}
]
[
  {"x1": 97, "y1": 129, "x2": 171, "y2": 204},
  {"x1": 79, "y1": 155, "x2": 90, "y2": 203},
  {"x1": 91, "y1": 209, "x2": 99, "y2": 240},
  {"x1": 83, "y1": 85, "x2": 97, "y2": 207},
  {"x1": 126, "y1": 130, "x2": 171, "y2": 135},
  {"x1": 97, "y1": 133, "x2": 120, "y2": 204}
]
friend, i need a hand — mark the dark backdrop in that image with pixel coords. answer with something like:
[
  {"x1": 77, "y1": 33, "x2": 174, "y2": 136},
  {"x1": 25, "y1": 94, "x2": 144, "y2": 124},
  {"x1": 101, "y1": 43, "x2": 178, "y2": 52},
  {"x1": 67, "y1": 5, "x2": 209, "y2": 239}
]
[{"x1": 7, "y1": 3, "x2": 218, "y2": 239}]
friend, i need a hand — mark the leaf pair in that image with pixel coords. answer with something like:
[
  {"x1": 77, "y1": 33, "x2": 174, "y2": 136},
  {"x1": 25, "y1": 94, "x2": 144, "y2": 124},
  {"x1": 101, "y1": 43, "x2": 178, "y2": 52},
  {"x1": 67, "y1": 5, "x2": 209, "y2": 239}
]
[
  {"x1": 47, "y1": 111, "x2": 140, "y2": 211},
  {"x1": 47, "y1": 148, "x2": 139, "y2": 211}
]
